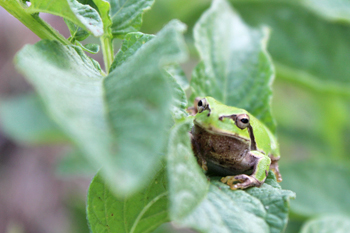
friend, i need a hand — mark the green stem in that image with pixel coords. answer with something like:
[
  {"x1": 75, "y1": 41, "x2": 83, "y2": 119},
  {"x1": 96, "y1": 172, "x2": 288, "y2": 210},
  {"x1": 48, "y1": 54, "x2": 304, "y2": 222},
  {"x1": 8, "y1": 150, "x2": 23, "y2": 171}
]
[
  {"x1": 1, "y1": 0, "x2": 70, "y2": 45},
  {"x1": 100, "y1": 35, "x2": 114, "y2": 73}
]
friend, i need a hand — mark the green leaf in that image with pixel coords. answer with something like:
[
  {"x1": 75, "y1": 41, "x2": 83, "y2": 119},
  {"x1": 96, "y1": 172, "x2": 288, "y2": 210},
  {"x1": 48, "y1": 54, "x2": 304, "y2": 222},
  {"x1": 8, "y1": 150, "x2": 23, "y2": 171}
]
[
  {"x1": 109, "y1": 32, "x2": 188, "y2": 121},
  {"x1": 106, "y1": 0, "x2": 154, "y2": 38},
  {"x1": 300, "y1": 215, "x2": 350, "y2": 233},
  {"x1": 165, "y1": 64, "x2": 189, "y2": 91},
  {"x1": 28, "y1": 0, "x2": 103, "y2": 36},
  {"x1": 64, "y1": 19, "x2": 90, "y2": 41},
  {"x1": 75, "y1": 41, "x2": 100, "y2": 54},
  {"x1": 281, "y1": 162, "x2": 350, "y2": 217},
  {"x1": 232, "y1": 1, "x2": 350, "y2": 97},
  {"x1": 109, "y1": 32, "x2": 155, "y2": 73},
  {"x1": 300, "y1": 0, "x2": 350, "y2": 22},
  {"x1": 87, "y1": 168, "x2": 169, "y2": 233},
  {"x1": 15, "y1": 20, "x2": 188, "y2": 196},
  {"x1": 0, "y1": 93, "x2": 68, "y2": 144},
  {"x1": 167, "y1": 119, "x2": 295, "y2": 233},
  {"x1": 191, "y1": 0, "x2": 276, "y2": 132}
]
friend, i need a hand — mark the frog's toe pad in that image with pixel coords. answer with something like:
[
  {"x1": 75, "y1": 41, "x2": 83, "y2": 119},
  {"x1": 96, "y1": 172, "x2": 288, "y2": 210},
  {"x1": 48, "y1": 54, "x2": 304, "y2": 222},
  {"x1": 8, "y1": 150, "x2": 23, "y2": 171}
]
[{"x1": 221, "y1": 174, "x2": 261, "y2": 190}]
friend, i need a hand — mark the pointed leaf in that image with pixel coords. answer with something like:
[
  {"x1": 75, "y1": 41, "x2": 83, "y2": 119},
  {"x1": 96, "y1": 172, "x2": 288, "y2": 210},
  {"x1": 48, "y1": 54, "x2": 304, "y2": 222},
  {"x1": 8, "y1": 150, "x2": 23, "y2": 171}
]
[
  {"x1": 28, "y1": 0, "x2": 103, "y2": 36},
  {"x1": 106, "y1": 0, "x2": 154, "y2": 38},
  {"x1": 167, "y1": 119, "x2": 295, "y2": 233},
  {"x1": 64, "y1": 19, "x2": 90, "y2": 41},
  {"x1": 15, "y1": 20, "x2": 188, "y2": 196},
  {"x1": 191, "y1": 0, "x2": 276, "y2": 132},
  {"x1": 87, "y1": 168, "x2": 169, "y2": 233}
]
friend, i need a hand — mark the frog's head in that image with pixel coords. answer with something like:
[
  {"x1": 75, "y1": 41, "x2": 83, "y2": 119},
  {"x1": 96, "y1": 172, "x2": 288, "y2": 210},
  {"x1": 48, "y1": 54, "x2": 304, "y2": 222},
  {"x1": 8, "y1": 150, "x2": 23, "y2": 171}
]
[{"x1": 193, "y1": 97, "x2": 251, "y2": 139}]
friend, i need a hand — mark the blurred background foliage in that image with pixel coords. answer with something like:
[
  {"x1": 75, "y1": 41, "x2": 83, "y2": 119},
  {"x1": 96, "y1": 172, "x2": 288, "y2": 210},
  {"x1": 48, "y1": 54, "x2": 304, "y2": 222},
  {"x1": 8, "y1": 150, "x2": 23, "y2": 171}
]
[{"x1": 1, "y1": 0, "x2": 350, "y2": 232}]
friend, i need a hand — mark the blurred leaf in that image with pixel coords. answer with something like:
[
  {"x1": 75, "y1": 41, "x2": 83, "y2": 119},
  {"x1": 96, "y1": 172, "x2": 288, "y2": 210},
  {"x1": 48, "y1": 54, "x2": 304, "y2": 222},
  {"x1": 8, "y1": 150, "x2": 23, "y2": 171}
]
[
  {"x1": 167, "y1": 119, "x2": 295, "y2": 233},
  {"x1": 56, "y1": 148, "x2": 96, "y2": 176},
  {"x1": 281, "y1": 162, "x2": 350, "y2": 218},
  {"x1": 300, "y1": 0, "x2": 350, "y2": 22},
  {"x1": 75, "y1": 41, "x2": 100, "y2": 54},
  {"x1": 109, "y1": 32, "x2": 188, "y2": 122},
  {"x1": 232, "y1": 1, "x2": 350, "y2": 97},
  {"x1": 15, "y1": 20, "x2": 188, "y2": 196},
  {"x1": 191, "y1": 0, "x2": 276, "y2": 132},
  {"x1": 165, "y1": 64, "x2": 189, "y2": 91},
  {"x1": 104, "y1": 20, "x2": 188, "y2": 194},
  {"x1": 27, "y1": 0, "x2": 103, "y2": 36},
  {"x1": 300, "y1": 215, "x2": 350, "y2": 233},
  {"x1": 105, "y1": 0, "x2": 154, "y2": 38},
  {"x1": 0, "y1": 93, "x2": 67, "y2": 144},
  {"x1": 87, "y1": 168, "x2": 169, "y2": 233},
  {"x1": 164, "y1": 69, "x2": 188, "y2": 121}
]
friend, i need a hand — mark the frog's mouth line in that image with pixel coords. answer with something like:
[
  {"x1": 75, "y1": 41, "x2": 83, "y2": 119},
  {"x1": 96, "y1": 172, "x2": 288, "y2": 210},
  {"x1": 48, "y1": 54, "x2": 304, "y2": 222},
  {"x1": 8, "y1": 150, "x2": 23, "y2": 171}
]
[{"x1": 193, "y1": 120, "x2": 250, "y2": 144}]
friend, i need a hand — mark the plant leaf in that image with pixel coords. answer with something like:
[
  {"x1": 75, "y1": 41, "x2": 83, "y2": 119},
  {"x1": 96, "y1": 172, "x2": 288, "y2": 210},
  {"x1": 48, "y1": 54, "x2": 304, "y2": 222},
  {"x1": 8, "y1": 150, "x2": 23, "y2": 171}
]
[
  {"x1": 281, "y1": 162, "x2": 350, "y2": 218},
  {"x1": 109, "y1": 32, "x2": 155, "y2": 73},
  {"x1": 106, "y1": 0, "x2": 154, "y2": 38},
  {"x1": 232, "y1": 1, "x2": 350, "y2": 96},
  {"x1": 64, "y1": 19, "x2": 90, "y2": 41},
  {"x1": 28, "y1": 0, "x2": 103, "y2": 36},
  {"x1": 191, "y1": 0, "x2": 276, "y2": 132},
  {"x1": 0, "y1": 93, "x2": 68, "y2": 144},
  {"x1": 75, "y1": 41, "x2": 100, "y2": 53},
  {"x1": 167, "y1": 119, "x2": 295, "y2": 233},
  {"x1": 109, "y1": 32, "x2": 188, "y2": 122},
  {"x1": 87, "y1": 168, "x2": 169, "y2": 233},
  {"x1": 15, "y1": 20, "x2": 188, "y2": 196},
  {"x1": 300, "y1": 215, "x2": 350, "y2": 233}
]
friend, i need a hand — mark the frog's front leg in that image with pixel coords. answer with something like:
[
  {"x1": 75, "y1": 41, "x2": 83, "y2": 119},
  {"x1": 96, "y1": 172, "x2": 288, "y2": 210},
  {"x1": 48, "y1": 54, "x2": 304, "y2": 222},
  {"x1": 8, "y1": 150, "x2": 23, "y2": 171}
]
[
  {"x1": 221, "y1": 151, "x2": 271, "y2": 190},
  {"x1": 269, "y1": 155, "x2": 282, "y2": 182}
]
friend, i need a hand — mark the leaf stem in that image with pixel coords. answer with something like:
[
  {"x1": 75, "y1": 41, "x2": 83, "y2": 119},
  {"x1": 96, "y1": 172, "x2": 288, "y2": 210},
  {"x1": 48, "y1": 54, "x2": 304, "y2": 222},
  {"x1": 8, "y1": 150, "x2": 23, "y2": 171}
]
[
  {"x1": 100, "y1": 35, "x2": 114, "y2": 73},
  {"x1": 0, "y1": 0, "x2": 70, "y2": 45}
]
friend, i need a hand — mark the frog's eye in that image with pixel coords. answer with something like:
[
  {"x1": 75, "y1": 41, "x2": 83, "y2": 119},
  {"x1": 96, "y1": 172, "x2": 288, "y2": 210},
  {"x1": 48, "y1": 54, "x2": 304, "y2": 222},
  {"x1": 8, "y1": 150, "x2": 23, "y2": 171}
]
[
  {"x1": 197, "y1": 98, "x2": 208, "y2": 113},
  {"x1": 236, "y1": 114, "x2": 250, "y2": 129}
]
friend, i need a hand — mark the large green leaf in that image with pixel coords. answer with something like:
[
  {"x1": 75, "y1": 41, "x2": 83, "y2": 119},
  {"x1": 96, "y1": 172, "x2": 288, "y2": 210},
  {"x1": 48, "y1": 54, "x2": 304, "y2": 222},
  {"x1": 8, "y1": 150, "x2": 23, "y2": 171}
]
[
  {"x1": 87, "y1": 168, "x2": 169, "y2": 233},
  {"x1": 0, "y1": 93, "x2": 68, "y2": 144},
  {"x1": 167, "y1": 119, "x2": 295, "y2": 233},
  {"x1": 281, "y1": 162, "x2": 350, "y2": 218},
  {"x1": 15, "y1": 20, "x2": 188, "y2": 196},
  {"x1": 106, "y1": 0, "x2": 154, "y2": 38},
  {"x1": 108, "y1": 31, "x2": 188, "y2": 120},
  {"x1": 300, "y1": 215, "x2": 350, "y2": 233},
  {"x1": 27, "y1": 0, "x2": 103, "y2": 36},
  {"x1": 232, "y1": 1, "x2": 350, "y2": 96},
  {"x1": 191, "y1": 0, "x2": 276, "y2": 132}
]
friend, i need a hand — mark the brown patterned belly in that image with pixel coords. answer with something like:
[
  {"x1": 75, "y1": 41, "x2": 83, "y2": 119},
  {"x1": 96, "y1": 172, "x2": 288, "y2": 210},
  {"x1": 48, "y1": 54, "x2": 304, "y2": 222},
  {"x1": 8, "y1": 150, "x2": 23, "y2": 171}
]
[{"x1": 191, "y1": 124, "x2": 253, "y2": 175}]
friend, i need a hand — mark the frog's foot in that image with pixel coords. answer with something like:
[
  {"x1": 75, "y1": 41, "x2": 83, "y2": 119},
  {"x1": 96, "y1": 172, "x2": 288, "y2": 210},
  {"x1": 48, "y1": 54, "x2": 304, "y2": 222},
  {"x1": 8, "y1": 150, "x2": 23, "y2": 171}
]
[
  {"x1": 221, "y1": 174, "x2": 262, "y2": 190},
  {"x1": 198, "y1": 158, "x2": 208, "y2": 171},
  {"x1": 269, "y1": 156, "x2": 282, "y2": 182}
]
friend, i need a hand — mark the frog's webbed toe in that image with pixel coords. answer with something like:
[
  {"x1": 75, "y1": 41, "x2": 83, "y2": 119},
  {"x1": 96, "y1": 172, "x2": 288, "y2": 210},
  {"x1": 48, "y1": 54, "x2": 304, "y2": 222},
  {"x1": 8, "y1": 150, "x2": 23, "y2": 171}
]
[
  {"x1": 269, "y1": 156, "x2": 282, "y2": 182},
  {"x1": 221, "y1": 174, "x2": 262, "y2": 190}
]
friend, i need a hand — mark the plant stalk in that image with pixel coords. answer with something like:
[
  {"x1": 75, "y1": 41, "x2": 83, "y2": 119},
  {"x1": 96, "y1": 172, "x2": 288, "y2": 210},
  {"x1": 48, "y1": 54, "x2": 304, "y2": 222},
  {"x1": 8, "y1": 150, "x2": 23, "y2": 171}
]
[
  {"x1": 0, "y1": 0, "x2": 70, "y2": 45},
  {"x1": 100, "y1": 35, "x2": 114, "y2": 73}
]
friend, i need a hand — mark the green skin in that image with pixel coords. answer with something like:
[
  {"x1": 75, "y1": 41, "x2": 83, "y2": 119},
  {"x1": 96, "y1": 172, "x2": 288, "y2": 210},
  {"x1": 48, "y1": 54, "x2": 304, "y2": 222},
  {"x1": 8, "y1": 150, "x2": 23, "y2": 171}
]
[{"x1": 191, "y1": 97, "x2": 281, "y2": 190}]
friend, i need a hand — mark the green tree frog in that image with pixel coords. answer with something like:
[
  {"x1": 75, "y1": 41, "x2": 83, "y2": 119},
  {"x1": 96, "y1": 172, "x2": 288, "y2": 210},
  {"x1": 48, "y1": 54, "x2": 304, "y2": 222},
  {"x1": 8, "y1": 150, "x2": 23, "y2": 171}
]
[{"x1": 190, "y1": 97, "x2": 282, "y2": 190}]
